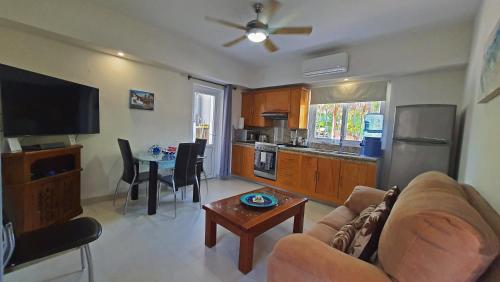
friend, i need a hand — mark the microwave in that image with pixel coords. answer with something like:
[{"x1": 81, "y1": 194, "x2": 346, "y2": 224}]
[{"x1": 234, "y1": 129, "x2": 258, "y2": 142}]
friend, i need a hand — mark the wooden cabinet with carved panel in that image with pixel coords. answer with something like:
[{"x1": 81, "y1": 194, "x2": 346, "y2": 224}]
[{"x1": 2, "y1": 145, "x2": 83, "y2": 235}]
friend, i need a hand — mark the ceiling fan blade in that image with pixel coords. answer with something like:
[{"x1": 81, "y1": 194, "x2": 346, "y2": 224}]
[
  {"x1": 261, "y1": 0, "x2": 282, "y2": 24},
  {"x1": 223, "y1": 36, "x2": 247, "y2": 47},
  {"x1": 205, "y1": 16, "x2": 247, "y2": 31},
  {"x1": 263, "y1": 38, "x2": 279, "y2": 53},
  {"x1": 271, "y1": 26, "x2": 313, "y2": 35}
]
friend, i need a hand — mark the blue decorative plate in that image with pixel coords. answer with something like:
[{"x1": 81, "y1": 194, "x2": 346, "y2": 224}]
[{"x1": 240, "y1": 193, "x2": 278, "y2": 208}]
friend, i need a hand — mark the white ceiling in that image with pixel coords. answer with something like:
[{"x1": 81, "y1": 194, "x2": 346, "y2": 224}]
[{"x1": 89, "y1": 0, "x2": 480, "y2": 67}]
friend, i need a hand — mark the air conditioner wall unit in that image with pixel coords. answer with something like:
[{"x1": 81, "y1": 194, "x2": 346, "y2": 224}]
[{"x1": 302, "y1": 52, "x2": 349, "y2": 77}]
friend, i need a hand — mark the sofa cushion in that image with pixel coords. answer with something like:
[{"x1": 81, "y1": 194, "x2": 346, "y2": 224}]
[
  {"x1": 461, "y1": 184, "x2": 500, "y2": 282},
  {"x1": 345, "y1": 186, "x2": 386, "y2": 214},
  {"x1": 330, "y1": 205, "x2": 375, "y2": 252},
  {"x1": 378, "y1": 171, "x2": 500, "y2": 282},
  {"x1": 319, "y1": 205, "x2": 357, "y2": 230},
  {"x1": 348, "y1": 201, "x2": 390, "y2": 260},
  {"x1": 306, "y1": 223, "x2": 338, "y2": 244}
]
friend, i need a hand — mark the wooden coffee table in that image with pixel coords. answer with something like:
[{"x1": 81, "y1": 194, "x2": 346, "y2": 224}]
[{"x1": 202, "y1": 187, "x2": 308, "y2": 274}]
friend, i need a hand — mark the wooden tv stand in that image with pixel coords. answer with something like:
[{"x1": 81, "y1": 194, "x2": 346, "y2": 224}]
[{"x1": 2, "y1": 145, "x2": 83, "y2": 235}]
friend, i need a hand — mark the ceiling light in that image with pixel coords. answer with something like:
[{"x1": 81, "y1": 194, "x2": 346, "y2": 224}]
[
  {"x1": 246, "y1": 28, "x2": 268, "y2": 43},
  {"x1": 344, "y1": 78, "x2": 349, "y2": 81},
  {"x1": 117, "y1": 51, "x2": 125, "y2": 57}
]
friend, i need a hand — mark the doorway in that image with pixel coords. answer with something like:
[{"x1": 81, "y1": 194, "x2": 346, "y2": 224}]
[{"x1": 192, "y1": 84, "x2": 223, "y2": 178}]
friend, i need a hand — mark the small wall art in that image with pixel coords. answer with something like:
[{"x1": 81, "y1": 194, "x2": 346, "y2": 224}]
[
  {"x1": 130, "y1": 90, "x2": 154, "y2": 110},
  {"x1": 479, "y1": 18, "x2": 500, "y2": 103}
]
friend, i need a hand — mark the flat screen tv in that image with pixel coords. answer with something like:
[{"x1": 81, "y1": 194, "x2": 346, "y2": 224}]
[{"x1": 0, "y1": 64, "x2": 100, "y2": 137}]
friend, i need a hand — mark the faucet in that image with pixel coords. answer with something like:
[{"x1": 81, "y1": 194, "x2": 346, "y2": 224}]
[{"x1": 338, "y1": 135, "x2": 344, "y2": 153}]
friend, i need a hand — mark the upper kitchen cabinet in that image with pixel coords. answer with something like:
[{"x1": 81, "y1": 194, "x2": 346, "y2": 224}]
[
  {"x1": 241, "y1": 92, "x2": 271, "y2": 128},
  {"x1": 288, "y1": 87, "x2": 311, "y2": 129},
  {"x1": 241, "y1": 86, "x2": 310, "y2": 129},
  {"x1": 241, "y1": 93, "x2": 254, "y2": 128},
  {"x1": 263, "y1": 88, "x2": 290, "y2": 112}
]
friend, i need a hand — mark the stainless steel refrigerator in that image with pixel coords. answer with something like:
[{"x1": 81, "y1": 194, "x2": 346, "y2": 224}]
[{"x1": 387, "y1": 104, "x2": 456, "y2": 189}]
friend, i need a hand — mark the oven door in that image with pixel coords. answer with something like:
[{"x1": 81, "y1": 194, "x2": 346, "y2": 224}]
[{"x1": 254, "y1": 149, "x2": 277, "y2": 180}]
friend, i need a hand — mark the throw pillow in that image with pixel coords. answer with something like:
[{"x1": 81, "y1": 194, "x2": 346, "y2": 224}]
[
  {"x1": 383, "y1": 185, "x2": 400, "y2": 209},
  {"x1": 329, "y1": 205, "x2": 375, "y2": 252},
  {"x1": 347, "y1": 201, "x2": 390, "y2": 261}
]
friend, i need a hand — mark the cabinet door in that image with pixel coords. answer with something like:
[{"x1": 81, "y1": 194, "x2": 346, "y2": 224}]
[
  {"x1": 339, "y1": 160, "x2": 377, "y2": 203},
  {"x1": 231, "y1": 145, "x2": 243, "y2": 176},
  {"x1": 288, "y1": 88, "x2": 310, "y2": 129},
  {"x1": 276, "y1": 152, "x2": 301, "y2": 191},
  {"x1": 241, "y1": 146, "x2": 255, "y2": 179},
  {"x1": 300, "y1": 155, "x2": 318, "y2": 194},
  {"x1": 265, "y1": 88, "x2": 290, "y2": 112},
  {"x1": 316, "y1": 158, "x2": 341, "y2": 201},
  {"x1": 241, "y1": 93, "x2": 254, "y2": 127},
  {"x1": 252, "y1": 92, "x2": 270, "y2": 127}
]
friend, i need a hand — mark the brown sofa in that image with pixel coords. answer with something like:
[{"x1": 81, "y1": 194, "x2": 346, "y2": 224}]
[{"x1": 267, "y1": 172, "x2": 500, "y2": 282}]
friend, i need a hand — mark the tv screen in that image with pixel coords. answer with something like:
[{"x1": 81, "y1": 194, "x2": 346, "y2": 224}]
[{"x1": 0, "y1": 64, "x2": 100, "y2": 137}]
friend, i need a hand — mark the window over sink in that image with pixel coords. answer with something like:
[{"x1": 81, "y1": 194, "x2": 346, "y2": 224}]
[{"x1": 309, "y1": 101, "x2": 385, "y2": 146}]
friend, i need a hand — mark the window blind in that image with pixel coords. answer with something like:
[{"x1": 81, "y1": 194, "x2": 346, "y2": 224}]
[{"x1": 311, "y1": 81, "x2": 388, "y2": 104}]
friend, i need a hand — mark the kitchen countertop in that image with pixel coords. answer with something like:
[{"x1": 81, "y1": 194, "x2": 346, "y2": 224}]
[{"x1": 233, "y1": 142, "x2": 379, "y2": 163}]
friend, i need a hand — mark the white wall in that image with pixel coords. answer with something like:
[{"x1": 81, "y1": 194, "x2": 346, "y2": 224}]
[
  {"x1": 0, "y1": 0, "x2": 254, "y2": 87},
  {"x1": 380, "y1": 68, "x2": 466, "y2": 187},
  {"x1": 0, "y1": 25, "x2": 204, "y2": 199},
  {"x1": 459, "y1": 0, "x2": 500, "y2": 213},
  {"x1": 250, "y1": 21, "x2": 473, "y2": 88}
]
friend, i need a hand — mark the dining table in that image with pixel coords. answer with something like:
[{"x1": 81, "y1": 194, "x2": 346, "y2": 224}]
[{"x1": 133, "y1": 152, "x2": 202, "y2": 215}]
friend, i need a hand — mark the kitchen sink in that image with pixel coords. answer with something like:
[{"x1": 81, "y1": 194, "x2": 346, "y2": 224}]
[{"x1": 333, "y1": 151, "x2": 360, "y2": 156}]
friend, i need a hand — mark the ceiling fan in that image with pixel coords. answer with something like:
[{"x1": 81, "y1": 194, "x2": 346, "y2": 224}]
[{"x1": 205, "y1": 0, "x2": 313, "y2": 53}]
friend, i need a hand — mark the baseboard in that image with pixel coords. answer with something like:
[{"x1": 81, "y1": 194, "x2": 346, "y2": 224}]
[{"x1": 81, "y1": 192, "x2": 128, "y2": 205}]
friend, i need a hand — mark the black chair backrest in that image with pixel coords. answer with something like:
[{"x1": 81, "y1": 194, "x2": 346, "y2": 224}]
[
  {"x1": 117, "y1": 139, "x2": 136, "y2": 184},
  {"x1": 174, "y1": 143, "x2": 199, "y2": 186},
  {"x1": 195, "y1": 138, "x2": 207, "y2": 156}
]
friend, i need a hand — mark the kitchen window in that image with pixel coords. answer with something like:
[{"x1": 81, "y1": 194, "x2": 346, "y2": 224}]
[{"x1": 309, "y1": 101, "x2": 385, "y2": 146}]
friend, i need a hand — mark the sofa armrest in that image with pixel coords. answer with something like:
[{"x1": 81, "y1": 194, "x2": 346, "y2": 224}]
[
  {"x1": 344, "y1": 186, "x2": 386, "y2": 214},
  {"x1": 268, "y1": 234, "x2": 391, "y2": 282}
]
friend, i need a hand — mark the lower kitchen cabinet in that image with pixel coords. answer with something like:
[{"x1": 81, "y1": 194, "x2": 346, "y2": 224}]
[
  {"x1": 231, "y1": 145, "x2": 243, "y2": 176},
  {"x1": 315, "y1": 158, "x2": 341, "y2": 202},
  {"x1": 276, "y1": 152, "x2": 301, "y2": 192},
  {"x1": 338, "y1": 160, "x2": 377, "y2": 203},
  {"x1": 232, "y1": 144, "x2": 377, "y2": 206},
  {"x1": 241, "y1": 146, "x2": 255, "y2": 179}
]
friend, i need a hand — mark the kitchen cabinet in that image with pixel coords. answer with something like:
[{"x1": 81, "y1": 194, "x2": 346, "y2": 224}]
[
  {"x1": 241, "y1": 86, "x2": 310, "y2": 128},
  {"x1": 264, "y1": 88, "x2": 290, "y2": 112},
  {"x1": 338, "y1": 160, "x2": 377, "y2": 203},
  {"x1": 288, "y1": 87, "x2": 311, "y2": 129},
  {"x1": 316, "y1": 158, "x2": 341, "y2": 201},
  {"x1": 233, "y1": 144, "x2": 377, "y2": 206},
  {"x1": 231, "y1": 145, "x2": 255, "y2": 178},
  {"x1": 299, "y1": 155, "x2": 341, "y2": 202},
  {"x1": 231, "y1": 145, "x2": 243, "y2": 176},
  {"x1": 299, "y1": 155, "x2": 318, "y2": 195},
  {"x1": 276, "y1": 152, "x2": 301, "y2": 192},
  {"x1": 241, "y1": 93, "x2": 254, "y2": 128},
  {"x1": 241, "y1": 146, "x2": 255, "y2": 179}
]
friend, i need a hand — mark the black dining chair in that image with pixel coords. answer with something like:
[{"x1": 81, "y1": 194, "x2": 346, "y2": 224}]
[
  {"x1": 114, "y1": 139, "x2": 152, "y2": 214},
  {"x1": 195, "y1": 138, "x2": 209, "y2": 194},
  {"x1": 3, "y1": 217, "x2": 102, "y2": 282},
  {"x1": 157, "y1": 143, "x2": 201, "y2": 218}
]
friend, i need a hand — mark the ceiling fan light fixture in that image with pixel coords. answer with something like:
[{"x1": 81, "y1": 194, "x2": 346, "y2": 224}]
[{"x1": 246, "y1": 28, "x2": 268, "y2": 43}]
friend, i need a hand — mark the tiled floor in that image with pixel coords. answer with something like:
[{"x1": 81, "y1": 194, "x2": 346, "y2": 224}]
[{"x1": 5, "y1": 178, "x2": 334, "y2": 282}]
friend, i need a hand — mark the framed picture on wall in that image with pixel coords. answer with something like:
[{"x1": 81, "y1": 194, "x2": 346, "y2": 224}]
[
  {"x1": 130, "y1": 90, "x2": 154, "y2": 110},
  {"x1": 479, "y1": 19, "x2": 500, "y2": 103}
]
